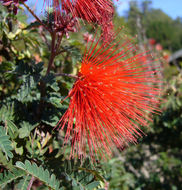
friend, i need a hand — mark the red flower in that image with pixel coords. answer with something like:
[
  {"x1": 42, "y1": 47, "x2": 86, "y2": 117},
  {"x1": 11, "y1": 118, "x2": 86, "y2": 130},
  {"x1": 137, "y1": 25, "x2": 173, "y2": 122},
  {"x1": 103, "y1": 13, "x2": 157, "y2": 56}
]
[
  {"x1": 72, "y1": 0, "x2": 114, "y2": 41},
  {"x1": 57, "y1": 34, "x2": 161, "y2": 161},
  {"x1": 43, "y1": 0, "x2": 113, "y2": 20},
  {"x1": 148, "y1": 38, "x2": 156, "y2": 46},
  {"x1": 73, "y1": 0, "x2": 114, "y2": 23}
]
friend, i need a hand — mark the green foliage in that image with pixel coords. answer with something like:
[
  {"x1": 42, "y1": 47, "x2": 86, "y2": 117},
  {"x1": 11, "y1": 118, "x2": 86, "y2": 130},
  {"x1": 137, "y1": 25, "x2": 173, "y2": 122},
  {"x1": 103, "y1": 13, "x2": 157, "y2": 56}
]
[
  {"x1": 17, "y1": 175, "x2": 32, "y2": 190},
  {"x1": 102, "y1": 158, "x2": 136, "y2": 190},
  {"x1": 0, "y1": 168, "x2": 25, "y2": 188},
  {"x1": 62, "y1": 159, "x2": 102, "y2": 190},
  {"x1": 0, "y1": 6, "x2": 102, "y2": 190},
  {"x1": 0, "y1": 1, "x2": 182, "y2": 190},
  {"x1": 14, "y1": 61, "x2": 43, "y2": 103},
  {"x1": 0, "y1": 127, "x2": 13, "y2": 160},
  {"x1": 100, "y1": 73, "x2": 182, "y2": 190},
  {"x1": 126, "y1": 1, "x2": 182, "y2": 52},
  {"x1": 16, "y1": 160, "x2": 61, "y2": 190}
]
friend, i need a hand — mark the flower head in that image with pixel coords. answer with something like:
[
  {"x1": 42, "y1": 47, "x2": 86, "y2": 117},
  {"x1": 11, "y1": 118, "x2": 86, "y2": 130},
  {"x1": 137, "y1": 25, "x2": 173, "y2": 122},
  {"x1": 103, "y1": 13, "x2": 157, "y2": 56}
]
[
  {"x1": 58, "y1": 33, "x2": 162, "y2": 161},
  {"x1": 44, "y1": 0, "x2": 114, "y2": 23},
  {"x1": 71, "y1": 0, "x2": 114, "y2": 40},
  {"x1": 73, "y1": 0, "x2": 114, "y2": 23}
]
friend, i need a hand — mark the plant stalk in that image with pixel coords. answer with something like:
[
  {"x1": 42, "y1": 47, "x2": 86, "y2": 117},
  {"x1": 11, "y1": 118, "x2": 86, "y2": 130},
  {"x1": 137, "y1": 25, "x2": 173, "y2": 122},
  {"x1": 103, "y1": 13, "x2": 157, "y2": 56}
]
[
  {"x1": 46, "y1": 32, "x2": 64, "y2": 75},
  {"x1": 46, "y1": 32, "x2": 56, "y2": 75},
  {"x1": 27, "y1": 176, "x2": 35, "y2": 190}
]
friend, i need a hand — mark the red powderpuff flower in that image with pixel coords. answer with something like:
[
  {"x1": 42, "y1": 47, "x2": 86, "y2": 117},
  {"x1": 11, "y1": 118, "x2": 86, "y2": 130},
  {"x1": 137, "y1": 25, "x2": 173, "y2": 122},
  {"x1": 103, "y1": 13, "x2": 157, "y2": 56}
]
[
  {"x1": 71, "y1": 0, "x2": 114, "y2": 41},
  {"x1": 57, "y1": 33, "x2": 162, "y2": 161},
  {"x1": 44, "y1": 0, "x2": 114, "y2": 24},
  {"x1": 73, "y1": 0, "x2": 114, "y2": 24}
]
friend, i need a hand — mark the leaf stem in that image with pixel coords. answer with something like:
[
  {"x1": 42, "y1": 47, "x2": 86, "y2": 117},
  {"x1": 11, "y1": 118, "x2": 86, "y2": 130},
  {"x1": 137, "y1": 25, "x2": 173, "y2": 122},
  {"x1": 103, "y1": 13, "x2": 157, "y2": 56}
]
[{"x1": 27, "y1": 176, "x2": 35, "y2": 190}]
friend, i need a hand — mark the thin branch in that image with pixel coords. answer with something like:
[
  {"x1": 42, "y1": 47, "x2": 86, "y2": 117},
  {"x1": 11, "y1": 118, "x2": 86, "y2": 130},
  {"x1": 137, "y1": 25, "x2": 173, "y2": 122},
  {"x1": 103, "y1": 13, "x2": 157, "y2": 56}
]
[
  {"x1": 46, "y1": 32, "x2": 65, "y2": 74},
  {"x1": 46, "y1": 32, "x2": 56, "y2": 75},
  {"x1": 27, "y1": 176, "x2": 35, "y2": 190},
  {"x1": 40, "y1": 31, "x2": 51, "y2": 50},
  {"x1": 55, "y1": 49, "x2": 66, "y2": 56},
  {"x1": 55, "y1": 33, "x2": 64, "y2": 55},
  {"x1": 55, "y1": 73, "x2": 78, "y2": 79},
  {"x1": 22, "y1": 2, "x2": 51, "y2": 33}
]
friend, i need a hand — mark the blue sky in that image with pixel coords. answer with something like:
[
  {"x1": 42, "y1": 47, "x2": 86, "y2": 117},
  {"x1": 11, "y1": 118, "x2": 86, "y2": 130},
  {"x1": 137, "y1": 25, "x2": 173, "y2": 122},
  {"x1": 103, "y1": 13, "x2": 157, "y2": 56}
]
[
  {"x1": 116, "y1": 0, "x2": 182, "y2": 19},
  {"x1": 27, "y1": 0, "x2": 182, "y2": 20},
  {"x1": 152, "y1": 0, "x2": 182, "y2": 19}
]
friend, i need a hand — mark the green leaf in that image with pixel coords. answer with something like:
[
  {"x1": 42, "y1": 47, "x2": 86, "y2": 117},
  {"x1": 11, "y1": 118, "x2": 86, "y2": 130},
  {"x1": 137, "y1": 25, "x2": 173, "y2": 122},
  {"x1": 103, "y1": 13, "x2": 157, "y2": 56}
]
[
  {"x1": 41, "y1": 114, "x2": 59, "y2": 127},
  {"x1": 6, "y1": 119, "x2": 18, "y2": 134},
  {"x1": 12, "y1": 142, "x2": 24, "y2": 155},
  {"x1": 42, "y1": 73, "x2": 59, "y2": 92},
  {"x1": 0, "y1": 103, "x2": 14, "y2": 122},
  {"x1": 86, "y1": 181, "x2": 100, "y2": 189},
  {"x1": 17, "y1": 175, "x2": 31, "y2": 190},
  {"x1": 17, "y1": 75, "x2": 37, "y2": 102},
  {"x1": 0, "y1": 151, "x2": 14, "y2": 171},
  {"x1": 16, "y1": 160, "x2": 61, "y2": 190},
  {"x1": 14, "y1": 61, "x2": 43, "y2": 103},
  {"x1": 25, "y1": 21, "x2": 41, "y2": 30},
  {"x1": 0, "y1": 104, "x2": 18, "y2": 139},
  {"x1": 12, "y1": 39, "x2": 26, "y2": 51},
  {"x1": 46, "y1": 92, "x2": 63, "y2": 108},
  {"x1": 16, "y1": 161, "x2": 26, "y2": 170},
  {"x1": 0, "y1": 127, "x2": 13, "y2": 160},
  {"x1": 62, "y1": 159, "x2": 103, "y2": 189},
  {"x1": 6, "y1": 29, "x2": 22, "y2": 39},
  {"x1": 6, "y1": 119, "x2": 19, "y2": 139},
  {"x1": 19, "y1": 121, "x2": 38, "y2": 138},
  {"x1": 0, "y1": 168, "x2": 25, "y2": 188},
  {"x1": 78, "y1": 167, "x2": 105, "y2": 182}
]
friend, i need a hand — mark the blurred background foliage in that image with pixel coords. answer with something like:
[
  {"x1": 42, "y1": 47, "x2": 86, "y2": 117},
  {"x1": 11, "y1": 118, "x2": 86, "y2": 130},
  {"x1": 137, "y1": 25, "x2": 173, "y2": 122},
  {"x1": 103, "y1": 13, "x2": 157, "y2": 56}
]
[{"x1": 0, "y1": 0, "x2": 182, "y2": 189}]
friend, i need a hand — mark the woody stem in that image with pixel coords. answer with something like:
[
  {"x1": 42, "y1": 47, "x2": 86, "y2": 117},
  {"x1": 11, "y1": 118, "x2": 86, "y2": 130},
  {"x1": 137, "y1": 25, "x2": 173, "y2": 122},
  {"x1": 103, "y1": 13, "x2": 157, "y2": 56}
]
[
  {"x1": 46, "y1": 32, "x2": 56, "y2": 75},
  {"x1": 46, "y1": 32, "x2": 64, "y2": 75}
]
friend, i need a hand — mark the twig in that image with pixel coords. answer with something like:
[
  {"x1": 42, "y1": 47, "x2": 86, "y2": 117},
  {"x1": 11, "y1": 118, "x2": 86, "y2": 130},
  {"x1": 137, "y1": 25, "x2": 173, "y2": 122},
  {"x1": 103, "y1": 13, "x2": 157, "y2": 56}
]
[
  {"x1": 27, "y1": 176, "x2": 35, "y2": 190},
  {"x1": 41, "y1": 31, "x2": 51, "y2": 50},
  {"x1": 55, "y1": 49, "x2": 66, "y2": 56},
  {"x1": 46, "y1": 32, "x2": 65, "y2": 74},
  {"x1": 46, "y1": 32, "x2": 56, "y2": 75},
  {"x1": 55, "y1": 33, "x2": 64, "y2": 55}
]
